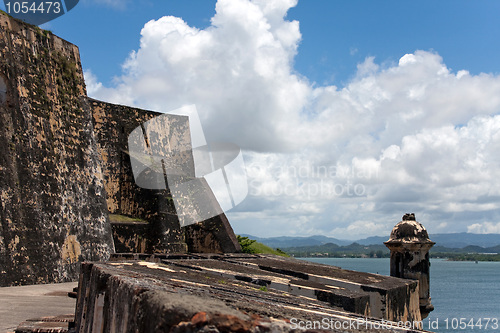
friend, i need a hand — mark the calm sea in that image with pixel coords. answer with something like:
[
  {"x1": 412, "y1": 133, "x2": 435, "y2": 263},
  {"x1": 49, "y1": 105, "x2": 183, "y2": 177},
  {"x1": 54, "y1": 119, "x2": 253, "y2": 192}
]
[{"x1": 301, "y1": 258, "x2": 500, "y2": 333}]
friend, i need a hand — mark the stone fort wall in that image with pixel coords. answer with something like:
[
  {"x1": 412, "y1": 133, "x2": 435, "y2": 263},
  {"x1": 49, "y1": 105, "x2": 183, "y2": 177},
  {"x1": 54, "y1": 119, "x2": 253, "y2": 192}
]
[{"x1": 0, "y1": 12, "x2": 239, "y2": 287}]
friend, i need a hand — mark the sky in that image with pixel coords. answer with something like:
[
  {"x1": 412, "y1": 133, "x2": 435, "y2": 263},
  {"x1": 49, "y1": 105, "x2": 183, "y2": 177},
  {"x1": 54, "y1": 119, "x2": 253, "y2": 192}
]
[{"x1": 3, "y1": 0, "x2": 500, "y2": 239}]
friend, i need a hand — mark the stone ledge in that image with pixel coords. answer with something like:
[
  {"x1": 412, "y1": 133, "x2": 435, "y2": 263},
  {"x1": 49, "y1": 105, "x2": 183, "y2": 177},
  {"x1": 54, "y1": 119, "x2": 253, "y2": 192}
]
[
  {"x1": 76, "y1": 254, "x2": 428, "y2": 332},
  {"x1": 15, "y1": 314, "x2": 74, "y2": 333}
]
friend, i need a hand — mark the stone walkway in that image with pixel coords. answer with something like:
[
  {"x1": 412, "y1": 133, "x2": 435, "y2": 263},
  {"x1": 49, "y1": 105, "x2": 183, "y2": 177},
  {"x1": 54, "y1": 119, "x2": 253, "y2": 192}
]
[{"x1": 0, "y1": 282, "x2": 77, "y2": 333}]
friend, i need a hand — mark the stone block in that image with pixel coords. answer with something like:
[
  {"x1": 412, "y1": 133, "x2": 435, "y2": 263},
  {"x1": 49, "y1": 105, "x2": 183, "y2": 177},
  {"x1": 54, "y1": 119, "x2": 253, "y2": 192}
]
[{"x1": 75, "y1": 255, "x2": 426, "y2": 332}]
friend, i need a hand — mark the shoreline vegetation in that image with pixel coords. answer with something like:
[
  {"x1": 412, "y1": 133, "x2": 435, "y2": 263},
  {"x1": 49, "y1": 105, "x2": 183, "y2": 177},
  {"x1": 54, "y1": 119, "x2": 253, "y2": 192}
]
[
  {"x1": 236, "y1": 235, "x2": 289, "y2": 257},
  {"x1": 237, "y1": 236, "x2": 500, "y2": 262}
]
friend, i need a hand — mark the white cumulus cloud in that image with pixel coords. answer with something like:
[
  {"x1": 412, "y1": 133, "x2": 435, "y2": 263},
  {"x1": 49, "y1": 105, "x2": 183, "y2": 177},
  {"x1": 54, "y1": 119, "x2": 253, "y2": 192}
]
[
  {"x1": 86, "y1": 0, "x2": 500, "y2": 239},
  {"x1": 468, "y1": 222, "x2": 500, "y2": 234}
]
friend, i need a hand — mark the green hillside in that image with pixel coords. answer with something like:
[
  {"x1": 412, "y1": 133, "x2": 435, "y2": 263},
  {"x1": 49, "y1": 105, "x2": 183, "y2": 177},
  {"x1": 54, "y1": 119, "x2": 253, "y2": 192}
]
[{"x1": 237, "y1": 236, "x2": 289, "y2": 257}]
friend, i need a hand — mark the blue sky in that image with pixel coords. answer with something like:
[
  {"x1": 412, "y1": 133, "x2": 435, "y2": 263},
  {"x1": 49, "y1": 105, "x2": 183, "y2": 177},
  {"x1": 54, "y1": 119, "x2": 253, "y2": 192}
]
[
  {"x1": 4, "y1": 0, "x2": 500, "y2": 239},
  {"x1": 289, "y1": 1, "x2": 500, "y2": 85},
  {"x1": 4, "y1": 1, "x2": 499, "y2": 87}
]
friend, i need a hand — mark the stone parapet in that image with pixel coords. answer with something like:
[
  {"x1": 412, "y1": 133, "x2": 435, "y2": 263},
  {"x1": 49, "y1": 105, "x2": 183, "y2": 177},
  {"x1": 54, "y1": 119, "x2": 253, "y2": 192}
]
[{"x1": 75, "y1": 254, "x2": 426, "y2": 332}]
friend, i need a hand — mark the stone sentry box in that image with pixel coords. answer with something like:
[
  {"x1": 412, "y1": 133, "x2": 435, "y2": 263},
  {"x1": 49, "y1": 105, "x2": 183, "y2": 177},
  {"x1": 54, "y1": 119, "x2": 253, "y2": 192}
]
[{"x1": 385, "y1": 213, "x2": 435, "y2": 319}]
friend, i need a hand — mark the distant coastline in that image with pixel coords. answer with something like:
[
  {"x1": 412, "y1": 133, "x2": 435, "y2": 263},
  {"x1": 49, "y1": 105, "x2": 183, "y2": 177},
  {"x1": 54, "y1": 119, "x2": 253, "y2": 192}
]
[
  {"x1": 291, "y1": 253, "x2": 500, "y2": 262},
  {"x1": 240, "y1": 233, "x2": 500, "y2": 262},
  {"x1": 438, "y1": 253, "x2": 500, "y2": 262}
]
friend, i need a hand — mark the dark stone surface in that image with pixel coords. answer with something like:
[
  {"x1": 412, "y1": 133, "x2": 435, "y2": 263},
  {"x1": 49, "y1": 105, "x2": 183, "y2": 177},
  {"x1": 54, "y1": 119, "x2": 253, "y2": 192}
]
[
  {"x1": 0, "y1": 13, "x2": 114, "y2": 286},
  {"x1": 15, "y1": 314, "x2": 74, "y2": 333},
  {"x1": 386, "y1": 213, "x2": 434, "y2": 244},
  {"x1": 91, "y1": 99, "x2": 241, "y2": 254},
  {"x1": 184, "y1": 211, "x2": 241, "y2": 253},
  {"x1": 110, "y1": 219, "x2": 149, "y2": 253},
  {"x1": 161, "y1": 257, "x2": 371, "y2": 316},
  {"x1": 76, "y1": 255, "x2": 427, "y2": 332},
  {"x1": 91, "y1": 99, "x2": 189, "y2": 254}
]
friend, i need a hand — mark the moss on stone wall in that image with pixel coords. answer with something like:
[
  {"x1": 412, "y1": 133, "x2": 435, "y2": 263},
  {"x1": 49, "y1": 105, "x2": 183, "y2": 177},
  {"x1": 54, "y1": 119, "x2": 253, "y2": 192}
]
[
  {"x1": 0, "y1": 12, "x2": 240, "y2": 286},
  {"x1": 0, "y1": 13, "x2": 113, "y2": 286}
]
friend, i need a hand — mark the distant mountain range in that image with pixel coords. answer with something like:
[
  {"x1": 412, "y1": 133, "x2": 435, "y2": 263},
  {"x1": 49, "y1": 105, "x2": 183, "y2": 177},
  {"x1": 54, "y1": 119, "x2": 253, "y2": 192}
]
[{"x1": 240, "y1": 232, "x2": 500, "y2": 249}]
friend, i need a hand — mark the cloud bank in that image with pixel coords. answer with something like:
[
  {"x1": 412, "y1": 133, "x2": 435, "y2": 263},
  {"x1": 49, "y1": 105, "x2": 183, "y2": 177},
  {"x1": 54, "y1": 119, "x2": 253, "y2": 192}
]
[{"x1": 85, "y1": 0, "x2": 500, "y2": 239}]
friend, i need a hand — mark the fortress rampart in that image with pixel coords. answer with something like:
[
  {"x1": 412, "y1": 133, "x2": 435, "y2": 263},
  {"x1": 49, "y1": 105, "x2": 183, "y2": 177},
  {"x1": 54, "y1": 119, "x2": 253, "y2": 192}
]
[{"x1": 0, "y1": 11, "x2": 239, "y2": 287}]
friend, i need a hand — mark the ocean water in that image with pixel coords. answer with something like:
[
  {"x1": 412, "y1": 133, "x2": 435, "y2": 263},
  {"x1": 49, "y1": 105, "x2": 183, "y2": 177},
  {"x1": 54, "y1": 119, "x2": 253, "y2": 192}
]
[{"x1": 301, "y1": 258, "x2": 500, "y2": 333}]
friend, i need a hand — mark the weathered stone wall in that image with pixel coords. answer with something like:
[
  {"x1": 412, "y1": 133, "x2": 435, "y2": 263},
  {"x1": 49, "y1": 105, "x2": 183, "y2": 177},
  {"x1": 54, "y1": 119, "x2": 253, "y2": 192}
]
[
  {"x1": 0, "y1": 11, "x2": 240, "y2": 286},
  {"x1": 91, "y1": 99, "x2": 241, "y2": 254},
  {"x1": 0, "y1": 13, "x2": 114, "y2": 286},
  {"x1": 91, "y1": 99, "x2": 189, "y2": 253},
  {"x1": 184, "y1": 211, "x2": 242, "y2": 253}
]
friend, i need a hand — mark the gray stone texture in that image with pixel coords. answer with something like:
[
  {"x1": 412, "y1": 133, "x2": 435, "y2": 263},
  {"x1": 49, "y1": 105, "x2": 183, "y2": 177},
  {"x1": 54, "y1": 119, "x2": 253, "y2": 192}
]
[
  {"x1": 0, "y1": 13, "x2": 114, "y2": 286},
  {"x1": 0, "y1": 12, "x2": 239, "y2": 287},
  {"x1": 75, "y1": 254, "x2": 426, "y2": 332}
]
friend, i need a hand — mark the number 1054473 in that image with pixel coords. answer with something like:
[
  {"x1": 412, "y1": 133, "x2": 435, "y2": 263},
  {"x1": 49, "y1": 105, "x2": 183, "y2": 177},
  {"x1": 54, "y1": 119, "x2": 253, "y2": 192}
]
[
  {"x1": 441, "y1": 318, "x2": 499, "y2": 330},
  {"x1": 5, "y1": 2, "x2": 62, "y2": 14}
]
